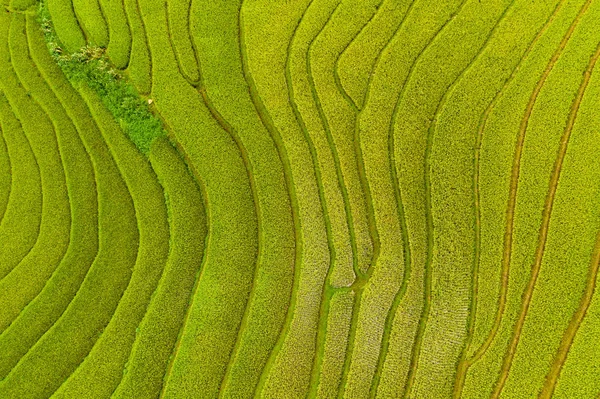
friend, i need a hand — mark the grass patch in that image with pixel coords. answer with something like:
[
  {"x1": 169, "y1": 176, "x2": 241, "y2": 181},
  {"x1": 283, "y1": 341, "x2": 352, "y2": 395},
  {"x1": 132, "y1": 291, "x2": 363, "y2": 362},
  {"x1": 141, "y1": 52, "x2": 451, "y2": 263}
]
[{"x1": 38, "y1": 0, "x2": 164, "y2": 154}]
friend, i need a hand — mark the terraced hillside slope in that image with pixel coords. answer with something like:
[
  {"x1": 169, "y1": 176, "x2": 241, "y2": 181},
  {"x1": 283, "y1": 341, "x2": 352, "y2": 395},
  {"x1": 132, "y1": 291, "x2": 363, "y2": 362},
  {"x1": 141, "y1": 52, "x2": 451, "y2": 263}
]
[{"x1": 0, "y1": 0, "x2": 600, "y2": 397}]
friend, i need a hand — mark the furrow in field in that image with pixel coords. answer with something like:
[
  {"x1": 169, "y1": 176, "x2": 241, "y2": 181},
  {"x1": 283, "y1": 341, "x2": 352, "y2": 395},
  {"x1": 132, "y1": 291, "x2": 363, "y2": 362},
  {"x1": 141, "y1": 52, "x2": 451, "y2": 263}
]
[
  {"x1": 46, "y1": 0, "x2": 86, "y2": 52},
  {"x1": 0, "y1": 12, "x2": 98, "y2": 380},
  {"x1": 351, "y1": 2, "x2": 420, "y2": 395},
  {"x1": 166, "y1": 0, "x2": 199, "y2": 84},
  {"x1": 136, "y1": 0, "x2": 259, "y2": 396},
  {"x1": 340, "y1": 1, "x2": 467, "y2": 397},
  {"x1": 0, "y1": 117, "x2": 10, "y2": 225},
  {"x1": 453, "y1": 1, "x2": 566, "y2": 395},
  {"x1": 239, "y1": 1, "x2": 336, "y2": 396},
  {"x1": 0, "y1": 17, "x2": 43, "y2": 282},
  {"x1": 309, "y1": 0, "x2": 380, "y2": 279},
  {"x1": 237, "y1": 5, "x2": 307, "y2": 398},
  {"x1": 336, "y1": 0, "x2": 415, "y2": 111},
  {"x1": 72, "y1": 0, "x2": 108, "y2": 46},
  {"x1": 462, "y1": 0, "x2": 598, "y2": 396},
  {"x1": 404, "y1": 0, "x2": 523, "y2": 396},
  {"x1": 98, "y1": 0, "x2": 131, "y2": 69},
  {"x1": 292, "y1": 0, "x2": 354, "y2": 289},
  {"x1": 122, "y1": 0, "x2": 151, "y2": 94},
  {"x1": 463, "y1": 0, "x2": 590, "y2": 377},
  {"x1": 0, "y1": 56, "x2": 139, "y2": 399},
  {"x1": 51, "y1": 82, "x2": 170, "y2": 398},
  {"x1": 491, "y1": 9, "x2": 600, "y2": 396},
  {"x1": 112, "y1": 136, "x2": 207, "y2": 399},
  {"x1": 314, "y1": 289, "x2": 354, "y2": 398},
  {"x1": 390, "y1": 1, "x2": 471, "y2": 396},
  {"x1": 340, "y1": 1, "x2": 429, "y2": 394},
  {"x1": 539, "y1": 53, "x2": 600, "y2": 399},
  {"x1": 330, "y1": 7, "x2": 417, "y2": 391},
  {"x1": 330, "y1": 0, "x2": 384, "y2": 112},
  {"x1": 0, "y1": 89, "x2": 41, "y2": 294},
  {"x1": 286, "y1": 1, "x2": 361, "y2": 396},
  {"x1": 328, "y1": 1, "x2": 466, "y2": 396},
  {"x1": 352, "y1": 4, "x2": 516, "y2": 398},
  {"x1": 173, "y1": 3, "x2": 265, "y2": 395},
  {"x1": 0, "y1": 12, "x2": 71, "y2": 335},
  {"x1": 549, "y1": 57, "x2": 600, "y2": 399},
  {"x1": 368, "y1": 87, "x2": 411, "y2": 399},
  {"x1": 183, "y1": 1, "x2": 296, "y2": 397},
  {"x1": 427, "y1": 0, "x2": 572, "y2": 397}
]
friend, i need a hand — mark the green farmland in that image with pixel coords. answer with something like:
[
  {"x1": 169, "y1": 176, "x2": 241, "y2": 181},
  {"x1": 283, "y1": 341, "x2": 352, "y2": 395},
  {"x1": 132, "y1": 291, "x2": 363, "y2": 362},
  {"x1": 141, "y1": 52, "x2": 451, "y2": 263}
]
[{"x1": 1, "y1": 0, "x2": 600, "y2": 397}]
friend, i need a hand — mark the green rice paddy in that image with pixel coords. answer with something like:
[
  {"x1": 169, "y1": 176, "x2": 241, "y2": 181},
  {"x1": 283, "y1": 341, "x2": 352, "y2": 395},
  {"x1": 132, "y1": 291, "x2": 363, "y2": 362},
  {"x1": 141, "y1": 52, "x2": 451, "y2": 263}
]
[{"x1": 1, "y1": 0, "x2": 600, "y2": 397}]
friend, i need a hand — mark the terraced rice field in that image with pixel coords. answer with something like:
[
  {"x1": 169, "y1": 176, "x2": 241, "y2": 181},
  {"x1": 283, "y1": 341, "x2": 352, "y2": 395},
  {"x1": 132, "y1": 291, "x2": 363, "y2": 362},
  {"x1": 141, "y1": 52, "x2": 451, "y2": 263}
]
[{"x1": 1, "y1": 0, "x2": 600, "y2": 397}]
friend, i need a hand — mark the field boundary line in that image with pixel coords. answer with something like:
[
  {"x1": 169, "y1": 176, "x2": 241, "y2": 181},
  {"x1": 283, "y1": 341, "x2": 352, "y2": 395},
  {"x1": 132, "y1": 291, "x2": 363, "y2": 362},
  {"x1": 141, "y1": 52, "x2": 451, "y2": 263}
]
[
  {"x1": 377, "y1": 1, "x2": 470, "y2": 396},
  {"x1": 452, "y1": 0, "x2": 567, "y2": 395},
  {"x1": 414, "y1": 0, "x2": 522, "y2": 393},
  {"x1": 236, "y1": 3, "x2": 305, "y2": 395},
  {"x1": 140, "y1": 0, "x2": 261, "y2": 392},
  {"x1": 0, "y1": 44, "x2": 44, "y2": 284},
  {"x1": 466, "y1": 0, "x2": 586, "y2": 371},
  {"x1": 0, "y1": 11, "x2": 93, "y2": 349},
  {"x1": 6, "y1": 11, "x2": 105, "y2": 380},
  {"x1": 491, "y1": 20, "x2": 600, "y2": 397},
  {"x1": 288, "y1": 2, "x2": 352, "y2": 396},
  {"x1": 6, "y1": 10, "x2": 74, "y2": 315},
  {"x1": 362, "y1": 3, "x2": 425, "y2": 395},
  {"x1": 49, "y1": 82, "x2": 143, "y2": 395},
  {"x1": 0, "y1": 81, "x2": 138, "y2": 397},
  {"x1": 309, "y1": 0, "x2": 366, "y2": 284},
  {"x1": 331, "y1": 0, "x2": 384, "y2": 114},
  {"x1": 165, "y1": 0, "x2": 200, "y2": 86},
  {"x1": 158, "y1": 126, "x2": 211, "y2": 396},
  {"x1": 123, "y1": 0, "x2": 152, "y2": 94},
  {"x1": 0, "y1": 11, "x2": 103, "y2": 380},
  {"x1": 539, "y1": 148, "x2": 600, "y2": 397},
  {"x1": 0, "y1": 116, "x2": 12, "y2": 226}
]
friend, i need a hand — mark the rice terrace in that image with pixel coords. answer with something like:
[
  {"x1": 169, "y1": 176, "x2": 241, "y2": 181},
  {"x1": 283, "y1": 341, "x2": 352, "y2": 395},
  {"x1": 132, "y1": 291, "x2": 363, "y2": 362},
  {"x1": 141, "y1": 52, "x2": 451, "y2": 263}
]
[{"x1": 1, "y1": 0, "x2": 600, "y2": 397}]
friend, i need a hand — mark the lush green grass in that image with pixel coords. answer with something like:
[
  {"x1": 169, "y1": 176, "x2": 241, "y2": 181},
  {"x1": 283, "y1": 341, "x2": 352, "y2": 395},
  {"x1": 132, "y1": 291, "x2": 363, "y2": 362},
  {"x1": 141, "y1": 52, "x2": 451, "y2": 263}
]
[{"x1": 39, "y1": 0, "x2": 164, "y2": 154}]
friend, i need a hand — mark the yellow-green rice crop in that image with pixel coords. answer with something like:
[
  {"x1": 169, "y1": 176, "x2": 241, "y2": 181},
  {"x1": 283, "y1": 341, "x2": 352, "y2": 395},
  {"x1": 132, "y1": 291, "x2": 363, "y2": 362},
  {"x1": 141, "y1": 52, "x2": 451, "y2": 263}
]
[{"x1": 3, "y1": 0, "x2": 600, "y2": 397}]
